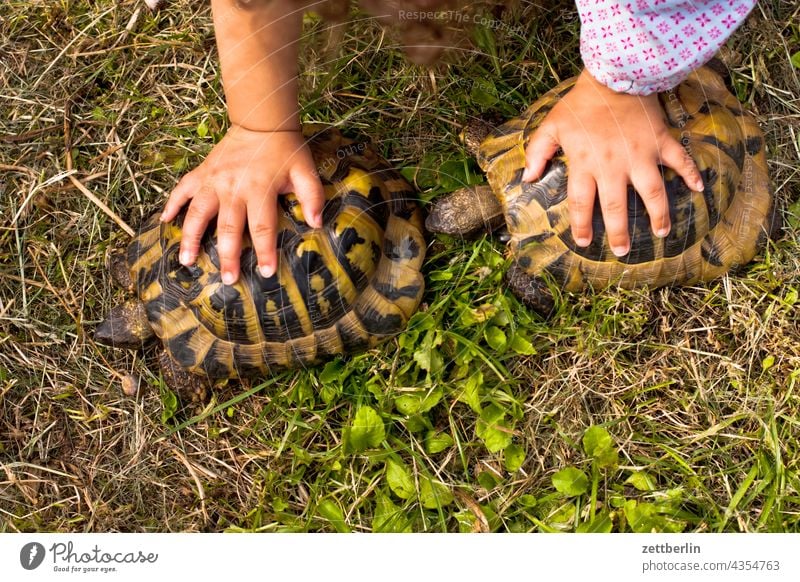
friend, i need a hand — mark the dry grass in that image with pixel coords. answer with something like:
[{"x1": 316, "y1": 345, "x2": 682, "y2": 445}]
[{"x1": 1, "y1": 0, "x2": 798, "y2": 532}]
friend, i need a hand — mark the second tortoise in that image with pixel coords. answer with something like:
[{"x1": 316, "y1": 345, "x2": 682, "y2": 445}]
[{"x1": 427, "y1": 64, "x2": 778, "y2": 314}]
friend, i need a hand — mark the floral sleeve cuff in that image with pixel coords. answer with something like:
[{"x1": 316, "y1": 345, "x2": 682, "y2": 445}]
[{"x1": 577, "y1": 0, "x2": 756, "y2": 95}]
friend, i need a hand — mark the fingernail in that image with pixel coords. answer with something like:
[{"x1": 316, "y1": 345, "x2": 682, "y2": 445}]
[
  {"x1": 180, "y1": 251, "x2": 192, "y2": 266},
  {"x1": 259, "y1": 265, "x2": 275, "y2": 278},
  {"x1": 656, "y1": 227, "x2": 670, "y2": 238},
  {"x1": 311, "y1": 213, "x2": 323, "y2": 229},
  {"x1": 694, "y1": 179, "x2": 704, "y2": 191},
  {"x1": 574, "y1": 237, "x2": 591, "y2": 247},
  {"x1": 222, "y1": 271, "x2": 237, "y2": 285},
  {"x1": 159, "y1": 212, "x2": 167, "y2": 222},
  {"x1": 612, "y1": 245, "x2": 629, "y2": 257},
  {"x1": 522, "y1": 167, "x2": 535, "y2": 182}
]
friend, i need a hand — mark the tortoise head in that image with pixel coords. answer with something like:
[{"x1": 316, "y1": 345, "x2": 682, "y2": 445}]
[
  {"x1": 424, "y1": 120, "x2": 508, "y2": 237},
  {"x1": 424, "y1": 183, "x2": 504, "y2": 237},
  {"x1": 95, "y1": 300, "x2": 155, "y2": 349}
]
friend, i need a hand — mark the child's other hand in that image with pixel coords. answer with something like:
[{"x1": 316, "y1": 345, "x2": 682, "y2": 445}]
[
  {"x1": 161, "y1": 126, "x2": 324, "y2": 283},
  {"x1": 523, "y1": 69, "x2": 704, "y2": 257}
]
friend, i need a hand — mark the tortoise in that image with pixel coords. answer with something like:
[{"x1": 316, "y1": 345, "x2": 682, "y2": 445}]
[
  {"x1": 426, "y1": 63, "x2": 778, "y2": 315},
  {"x1": 95, "y1": 125, "x2": 426, "y2": 400}
]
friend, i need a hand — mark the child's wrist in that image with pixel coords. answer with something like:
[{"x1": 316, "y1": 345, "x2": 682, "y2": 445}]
[
  {"x1": 226, "y1": 93, "x2": 301, "y2": 133},
  {"x1": 228, "y1": 107, "x2": 301, "y2": 133},
  {"x1": 578, "y1": 68, "x2": 658, "y2": 104},
  {"x1": 578, "y1": 68, "x2": 623, "y2": 95},
  {"x1": 230, "y1": 122, "x2": 302, "y2": 133}
]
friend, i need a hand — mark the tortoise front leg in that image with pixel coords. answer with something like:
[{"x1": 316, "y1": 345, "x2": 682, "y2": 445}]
[{"x1": 107, "y1": 248, "x2": 134, "y2": 292}]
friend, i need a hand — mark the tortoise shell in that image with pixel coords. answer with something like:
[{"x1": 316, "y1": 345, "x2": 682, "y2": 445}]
[
  {"x1": 126, "y1": 126, "x2": 425, "y2": 379},
  {"x1": 476, "y1": 65, "x2": 775, "y2": 306}
]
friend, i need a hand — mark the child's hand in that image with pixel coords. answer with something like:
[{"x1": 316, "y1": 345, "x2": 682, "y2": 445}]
[
  {"x1": 523, "y1": 69, "x2": 704, "y2": 257},
  {"x1": 160, "y1": 126, "x2": 324, "y2": 283}
]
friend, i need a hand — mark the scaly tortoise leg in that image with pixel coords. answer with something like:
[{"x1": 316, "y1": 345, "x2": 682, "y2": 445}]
[{"x1": 107, "y1": 247, "x2": 134, "y2": 292}]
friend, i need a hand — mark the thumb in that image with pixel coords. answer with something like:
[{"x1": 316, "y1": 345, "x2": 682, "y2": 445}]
[
  {"x1": 290, "y1": 167, "x2": 326, "y2": 229},
  {"x1": 523, "y1": 125, "x2": 560, "y2": 182}
]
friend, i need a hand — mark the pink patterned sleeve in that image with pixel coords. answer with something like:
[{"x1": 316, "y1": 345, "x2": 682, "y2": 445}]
[{"x1": 576, "y1": 0, "x2": 757, "y2": 95}]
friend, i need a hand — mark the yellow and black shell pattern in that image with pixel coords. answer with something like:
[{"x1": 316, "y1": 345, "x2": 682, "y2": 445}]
[
  {"x1": 477, "y1": 65, "x2": 775, "y2": 294},
  {"x1": 126, "y1": 127, "x2": 426, "y2": 379}
]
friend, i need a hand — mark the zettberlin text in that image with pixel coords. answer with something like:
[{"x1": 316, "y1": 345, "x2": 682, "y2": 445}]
[{"x1": 642, "y1": 543, "x2": 701, "y2": 554}]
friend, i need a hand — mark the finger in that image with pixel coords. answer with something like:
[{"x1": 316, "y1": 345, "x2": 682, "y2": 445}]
[
  {"x1": 247, "y1": 191, "x2": 279, "y2": 279},
  {"x1": 660, "y1": 137, "x2": 704, "y2": 192},
  {"x1": 161, "y1": 173, "x2": 199, "y2": 222},
  {"x1": 631, "y1": 164, "x2": 671, "y2": 238},
  {"x1": 215, "y1": 197, "x2": 247, "y2": 285},
  {"x1": 567, "y1": 170, "x2": 597, "y2": 247},
  {"x1": 596, "y1": 178, "x2": 631, "y2": 257},
  {"x1": 290, "y1": 169, "x2": 325, "y2": 228},
  {"x1": 179, "y1": 189, "x2": 219, "y2": 268},
  {"x1": 523, "y1": 125, "x2": 561, "y2": 182}
]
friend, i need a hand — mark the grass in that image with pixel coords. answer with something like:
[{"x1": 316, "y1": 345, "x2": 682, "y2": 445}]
[{"x1": 1, "y1": 0, "x2": 799, "y2": 533}]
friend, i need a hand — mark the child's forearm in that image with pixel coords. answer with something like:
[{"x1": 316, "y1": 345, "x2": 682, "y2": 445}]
[{"x1": 211, "y1": 0, "x2": 303, "y2": 131}]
